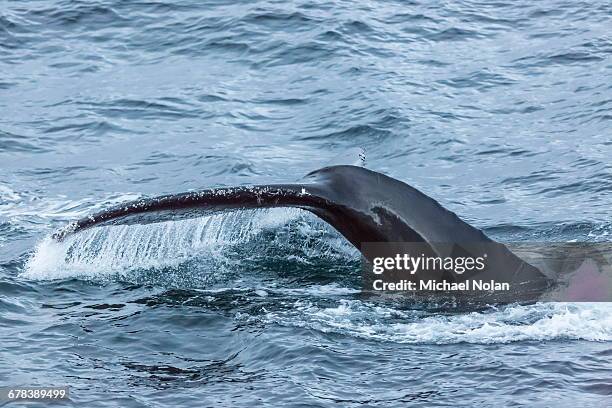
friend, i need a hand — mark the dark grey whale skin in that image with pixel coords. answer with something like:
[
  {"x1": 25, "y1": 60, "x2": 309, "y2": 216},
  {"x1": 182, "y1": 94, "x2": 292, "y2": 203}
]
[{"x1": 53, "y1": 165, "x2": 553, "y2": 301}]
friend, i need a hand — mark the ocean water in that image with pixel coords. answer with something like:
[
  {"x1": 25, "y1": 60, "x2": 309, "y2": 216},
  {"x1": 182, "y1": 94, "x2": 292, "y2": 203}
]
[{"x1": 1, "y1": 0, "x2": 611, "y2": 406}]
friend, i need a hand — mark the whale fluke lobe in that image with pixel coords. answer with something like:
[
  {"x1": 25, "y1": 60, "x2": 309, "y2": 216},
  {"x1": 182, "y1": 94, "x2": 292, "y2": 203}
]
[
  {"x1": 52, "y1": 184, "x2": 328, "y2": 241},
  {"x1": 52, "y1": 166, "x2": 477, "y2": 247},
  {"x1": 53, "y1": 165, "x2": 553, "y2": 301}
]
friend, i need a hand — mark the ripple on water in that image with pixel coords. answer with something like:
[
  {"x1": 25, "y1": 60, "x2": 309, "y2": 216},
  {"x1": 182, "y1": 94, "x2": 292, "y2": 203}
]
[{"x1": 1, "y1": 0, "x2": 611, "y2": 406}]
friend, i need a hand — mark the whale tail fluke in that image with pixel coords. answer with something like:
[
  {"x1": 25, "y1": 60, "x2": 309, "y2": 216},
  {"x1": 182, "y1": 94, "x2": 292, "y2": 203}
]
[
  {"x1": 52, "y1": 165, "x2": 553, "y2": 301},
  {"x1": 52, "y1": 165, "x2": 473, "y2": 248}
]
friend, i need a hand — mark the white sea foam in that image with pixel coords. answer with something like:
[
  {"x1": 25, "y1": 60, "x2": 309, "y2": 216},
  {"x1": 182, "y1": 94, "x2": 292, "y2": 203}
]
[
  {"x1": 0, "y1": 184, "x2": 21, "y2": 203},
  {"x1": 257, "y1": 300, "x2": 612, "y2": 344}
]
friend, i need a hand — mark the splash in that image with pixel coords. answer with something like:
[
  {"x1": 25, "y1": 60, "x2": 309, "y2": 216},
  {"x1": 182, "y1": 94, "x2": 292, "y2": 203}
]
[{"x1": 23, "y1": 208, "x2": 353, "y2": 281}]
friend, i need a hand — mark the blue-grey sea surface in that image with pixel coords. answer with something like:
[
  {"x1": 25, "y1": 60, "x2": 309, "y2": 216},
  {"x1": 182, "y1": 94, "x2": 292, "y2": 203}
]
[{"x1": 1, "y1": 0, "x2": 611, "y2": 406}]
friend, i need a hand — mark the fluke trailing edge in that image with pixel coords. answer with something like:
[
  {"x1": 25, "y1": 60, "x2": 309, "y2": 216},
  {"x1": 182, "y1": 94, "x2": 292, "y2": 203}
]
[{"x1": 53, "y1": 165, "x2": 553, "y2": 300}]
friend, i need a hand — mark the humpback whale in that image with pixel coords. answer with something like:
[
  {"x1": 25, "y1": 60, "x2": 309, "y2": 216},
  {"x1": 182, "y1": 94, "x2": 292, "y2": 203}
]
[{"x1": 53, "y1": 165, "x2": 554, "y2": 302}]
